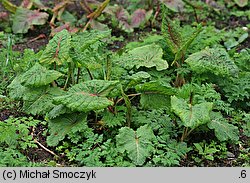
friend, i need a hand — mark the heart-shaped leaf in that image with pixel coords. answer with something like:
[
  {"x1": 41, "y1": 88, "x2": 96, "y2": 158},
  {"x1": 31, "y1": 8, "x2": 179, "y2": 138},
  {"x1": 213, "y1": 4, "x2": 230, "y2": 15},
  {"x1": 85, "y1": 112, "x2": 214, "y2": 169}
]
[
  {"x1": 116, "y1": 125, "x2": 156, "y2": 165},
  {"x1": 171, "y1": 96, "x2": 213, "y2": 128},
  {"x1": 120, "y1": 44, "x2": 169, "y2": 71}
]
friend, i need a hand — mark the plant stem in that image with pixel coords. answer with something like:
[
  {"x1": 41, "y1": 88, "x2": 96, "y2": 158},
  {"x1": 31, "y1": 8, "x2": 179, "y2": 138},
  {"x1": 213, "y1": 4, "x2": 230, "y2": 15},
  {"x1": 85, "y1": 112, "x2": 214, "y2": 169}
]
[
  {"x1": 63, "y1": 63, "x2": 72, "y2": 90},
  {"x1": 181, "y1": 127, "x2": 189, "y2": 142},
  {"x1": 76, "y1": 67, "x2": 81, "y2": 84},
  {"x1": 120, "y1": 86, "x2": 132, "y2": 128},
  {"x1": 86, "y1": 68, "x2": 94, "y2": 80},
  {"x1": 116, "y1": 93, "x2": 141, "y2": 104},
  {"x1": 106, "y1": 55, "x2": 112, "y2": 80}
]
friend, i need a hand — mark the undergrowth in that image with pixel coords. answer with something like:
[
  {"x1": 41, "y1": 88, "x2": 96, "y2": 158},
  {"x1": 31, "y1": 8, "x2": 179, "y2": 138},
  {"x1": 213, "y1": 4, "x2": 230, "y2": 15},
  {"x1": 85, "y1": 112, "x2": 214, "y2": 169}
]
[{"x1": 0, "y1": 1, "x2": 249, "y2": 167}]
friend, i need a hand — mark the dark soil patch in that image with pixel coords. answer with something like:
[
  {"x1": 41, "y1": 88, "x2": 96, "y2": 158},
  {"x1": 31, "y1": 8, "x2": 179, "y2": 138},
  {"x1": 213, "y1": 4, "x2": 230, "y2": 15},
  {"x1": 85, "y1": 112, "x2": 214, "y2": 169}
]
[
  {"x1": 23, "y1": 123, "x2": 54, "y2": 163},
  {"x1": 0, "y1": 109, "x2": 24, "y2": 121},
  {"x1": 12, "y1": 25, "x2": 50, "y2": 52}
]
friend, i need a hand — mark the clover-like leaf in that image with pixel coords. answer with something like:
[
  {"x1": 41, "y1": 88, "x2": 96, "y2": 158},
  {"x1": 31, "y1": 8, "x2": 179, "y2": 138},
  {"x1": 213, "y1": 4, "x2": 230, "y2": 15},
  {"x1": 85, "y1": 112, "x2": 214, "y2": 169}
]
[
  {"x1": 20, "y1": 63, "x2": 63, "y2": 87},
  {"x1": 54, "y1": 80, "x2": 119, "y2": 112},
  {"x1": 40, "y1": 29, "x2": 71, "y2": 65},
  {"x1": 208, "y1": 112, "x2": 239, "y2": 142},
  {"x1": 185, "y1": 48, "x2": 239, "y2": 77},
  {"x1": 120, "y1": 44, "x2": 168, "y2": 71},
  {"x1": 171, "y1": 96, "x2": 213, "y2": 128},
  {"x1": 12, "y1": 8, "x2": 49, "y2": 34},
  {"x1": 116, "y1": 125, "x2": 156, "y2": 165},
  {"x1": 47, "y1": 113, "x2": 88, "y2": 146}
]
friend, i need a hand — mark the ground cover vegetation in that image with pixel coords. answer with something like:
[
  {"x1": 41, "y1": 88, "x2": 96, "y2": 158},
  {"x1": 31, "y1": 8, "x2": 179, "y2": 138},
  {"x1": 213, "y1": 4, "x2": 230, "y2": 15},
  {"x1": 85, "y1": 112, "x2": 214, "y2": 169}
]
[{"x1": 0, "y1": 0, "x2": 249, "y2": 167}]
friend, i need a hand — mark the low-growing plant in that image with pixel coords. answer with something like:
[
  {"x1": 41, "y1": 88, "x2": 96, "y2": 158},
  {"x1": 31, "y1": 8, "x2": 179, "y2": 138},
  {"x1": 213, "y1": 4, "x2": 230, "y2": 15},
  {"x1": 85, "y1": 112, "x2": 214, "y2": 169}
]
[
  {"x1": 2, "y1": 1, "x2": 249, "y2": 167},
  {"x1": 0, "y1": 116, "x2": 46, "y2": 166}
]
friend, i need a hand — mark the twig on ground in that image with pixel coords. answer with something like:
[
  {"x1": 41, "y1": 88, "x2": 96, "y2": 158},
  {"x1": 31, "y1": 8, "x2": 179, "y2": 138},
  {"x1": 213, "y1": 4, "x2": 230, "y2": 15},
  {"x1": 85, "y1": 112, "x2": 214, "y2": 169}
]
[{"x1": 34, "y1": 139, "x2": 58, "y2": 157}]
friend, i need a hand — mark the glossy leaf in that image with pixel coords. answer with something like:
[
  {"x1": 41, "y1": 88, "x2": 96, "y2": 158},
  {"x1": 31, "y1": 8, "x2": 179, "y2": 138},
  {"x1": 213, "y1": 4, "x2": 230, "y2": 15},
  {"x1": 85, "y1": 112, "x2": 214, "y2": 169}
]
[
  {"x1": 116, "y1": 125, "x2": 156, "y2": 165},
  {"x1": 171, "y1": 96, "x2": 213, "y2": 128}
]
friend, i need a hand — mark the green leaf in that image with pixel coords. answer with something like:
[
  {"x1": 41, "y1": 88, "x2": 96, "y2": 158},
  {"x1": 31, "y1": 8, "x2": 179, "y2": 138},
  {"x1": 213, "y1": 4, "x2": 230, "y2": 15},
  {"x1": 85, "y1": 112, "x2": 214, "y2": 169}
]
[
  {"x1": 47, "y1": 113, "x2": 88, "y2": 146},
  {"x1": 136, "y1": 80, "x2": 176, "y2": 95},
  {"x1": 238, "y1": 33, "x2": 248, "y2": 44},
  {"x1": 161, "y1": 5, "x2": 182, "y2": 53},
  {"x1": 20, "y1": 63, "x2": 63, "y2": 87},
  {"x1": 172, "y1": 25, "x2": 202, "y2": 66},
  {"x1": 116, "y1": 125, "x2": 156, "y2": 165},
  {"x1": 193, "y1": 143, "x2": 203, "y2": 154},
  {"x1": 23, "y1": 87, "x2": 64, "y2": 115},
  {"x1": 72, "y1": 30, "x2": 110, "y2": 52},
  {"x1": 120, "y1": 44, "x2": 168, "y2": 71},
  {"x1": 7, "y1": 76, "x2": 27, "y2": 100},
  {"x1": 171, "y1": 96, "x2": 213, "y2": 128},
  {"x1": 1, "y1": 0, "x2": 17, "y2": 13},
  {"x1": 12, "y1": 8, "x2": 49, "y2": 34},
  {"x1": 136, "y1": 81, "x2": 175, "y2": 109},
  {"x1": 40, "y1": 29, "x2": 71, "y2": 65},
  {"x1": 160, "y1": 0, "x2": 185, "y2": 12},
  {"x1": 207, "y1": 112, "x2": 239, "y2": 142},
  {"x1": 47, "y1": 104, "x2": 72, "y2": 119},
  {"x1": 234, "y1": 0, "x2": 248, "y2": 7},
  {"x1": 0, "y1": 122, "x2": 18, "y2": 146},
  {"x1": 185, "y1": 48, "x2": 239, "y2": 77},
  {"x1": 127, "y1": 71, "x2": 151, "y2": 87},
  {"x1": 139, "y1": 93, "x2": 171, "y2": 110},
  {"x1": 54, "y1": 80, "x2": 118, "y2": 112},
  {"x1": 102, "y1": 111, "x2": 126, "y2": 128},
  {"x1": 120, "y1": 86, "x2": 132, "y2": 126},
  {"x1": 69, "y1": 30, "x2": 110, "y2": 70}
]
